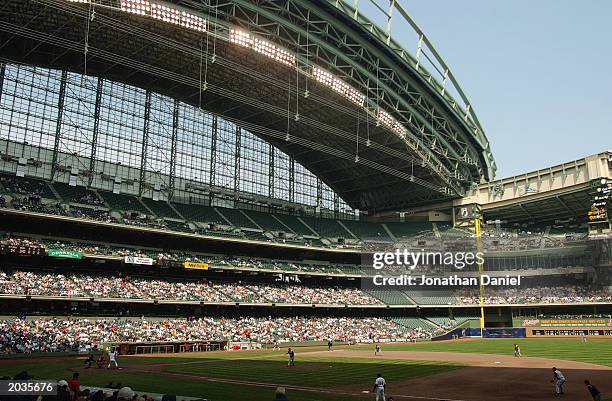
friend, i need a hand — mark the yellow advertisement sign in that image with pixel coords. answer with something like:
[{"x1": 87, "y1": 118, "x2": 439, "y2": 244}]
[{"x1": 184, "y1": 261, "x2": 209, "y2": 270}]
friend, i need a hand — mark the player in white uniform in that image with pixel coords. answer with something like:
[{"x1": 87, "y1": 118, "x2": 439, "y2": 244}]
[
  {"x1": 372, "y1": 373, "x2": 386, "y2": 401},
  {"x1": 551, "y1": 367, "x2": 565, "y2": 395},
  {"x1": 107, "y1": 350, "x2": 118, "y2": 369},
  {"x1": 513, "y1": 344, "x2": 522, "y2": 357}
]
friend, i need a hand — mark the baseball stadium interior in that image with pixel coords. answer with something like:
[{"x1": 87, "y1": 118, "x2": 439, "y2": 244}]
[{"x1": 0, "y1": 1, "x2": 611, "y2": 401}]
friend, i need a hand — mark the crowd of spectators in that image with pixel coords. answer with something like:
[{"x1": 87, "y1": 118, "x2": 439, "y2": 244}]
[
  {"x1": 0, "y1": 270, "x2": 381, "y2": 305},
  {"x1": 71, "y1": 206, "x2": 114, "y2": 223},
  {"x1": 74, "y1": 193, "x2": 105, "y2": 207},
  {"x1": 121, "y1": 213, "x2": 162, "y2": 228},
  {"x1": 0, "y1": 233, "x2": 362, "y2": 274},
  {"x1": 11, "y1": 196, "x2": 68, "y2": 215},
  {"x1": 0, "y1": 175, "x2": 47, "y2": 196},
  {"x1": 0, "y1": 316, "x2": 414, "y2": 353},
  {"x1": 0, "y1": 235, "x2": 44, "y2": 250},
  {"x1": 458, "y1": 285, "x2": 612, "y2": 304}
]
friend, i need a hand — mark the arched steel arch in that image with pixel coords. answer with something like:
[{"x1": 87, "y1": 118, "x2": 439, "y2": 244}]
[{"x1": 0, "y1": 0, "x2": 496, "y2": 212}]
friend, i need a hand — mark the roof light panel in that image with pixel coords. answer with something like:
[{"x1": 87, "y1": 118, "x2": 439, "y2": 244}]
[
  {"x1": 230, "y1": 29, "x2": 254, "y2": 47},
  {"x1": 180, "y1": 11, "x2": 206, "y2": 32},
  {"x1": 151, "y1": 3, "x2": 181, "y2": 25},
  {"x1": 149, "y1": 3, "x2": 207, "y2": 32},
  {"x1": 312, "y1": 67, "x2": 365, "y2": 107},
  {"x1": 120, "y1": 0, "x2": 150, "y2": 15},
  {"x1": 231, "y1": 29, "x2": 295, "y2": 66},
  {"x1": 377, "y1": 108, "x2": 407, "y2": 137}
]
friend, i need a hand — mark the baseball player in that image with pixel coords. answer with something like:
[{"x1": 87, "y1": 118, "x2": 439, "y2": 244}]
[
  {"x1": 372, "y1": 373, "x2": 386, "y2": 401},
  {"x1": 551, "y1": 367, "x2": 565, "y2": 395},
  {"x1": 107, "y1": 349, "x2": 119, "y2": 369},
  {"x1": 513, "y1": 344, "x2": 522, "y2": 357},
  {"x1": 287, "y1": 347, "x2": 295, "y2": 367},
  {"x1": 327, "y1": 339, "x2": 333, "y2": 351},
  {"x1": 273, "y1": 340, "x2": 280, "y2": 351},
  {"x1": 374, "y1": 344, "x2": 381, "y2": 356},
  {"x1": 585, "y1": 380, "x2": 601, "y2": 401}
]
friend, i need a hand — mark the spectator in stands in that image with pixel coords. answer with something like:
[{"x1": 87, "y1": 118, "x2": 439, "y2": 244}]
[
  {"x1": 273, "y1": 387, "x2": 289, "y2": 401},
  {"x1": 117, "y1": 387, "x2": 135, "y2": 401},
  {"x1": 68, "y1": 372, "x2": 81, "y2": 399},
  {"x1": 56, "y1": 380, "x2": 71, "y2": 401},
  {"x1": 0, "y1": 269, "x2": 381, "y2": 305},
  {"x1": 0, "y1": 316, "x2": 416, "y2": 354}
]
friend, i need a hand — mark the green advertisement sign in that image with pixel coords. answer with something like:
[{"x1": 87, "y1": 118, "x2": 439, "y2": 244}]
[{"x1": 47, "y1": 249, "x2": 83, "y2": 259}]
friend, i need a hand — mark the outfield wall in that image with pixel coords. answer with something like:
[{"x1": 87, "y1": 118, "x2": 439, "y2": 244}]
[{"x1": 515, "y1": 317, "x2": 612, "y2": 337}]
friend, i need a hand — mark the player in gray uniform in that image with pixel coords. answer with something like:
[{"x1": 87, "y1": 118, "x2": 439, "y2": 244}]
[{"x1": 551, "y1": 367, "x2": 566, "y2": 395}]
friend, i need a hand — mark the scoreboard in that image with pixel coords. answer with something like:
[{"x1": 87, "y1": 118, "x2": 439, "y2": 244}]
[
  {"x1": 588, "y1": 179, "x2": 611, "y2": 230},
  {"x1": 0, "y1": 244, "x2": 45, "y2": 256},
  {"x1": 522, "y1": 318, "x2": 612, "y2": 337}
]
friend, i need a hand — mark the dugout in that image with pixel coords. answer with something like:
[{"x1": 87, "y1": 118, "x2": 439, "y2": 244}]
[{"x1": 106, "y1": 340, "x2": 228, "y2": 355}]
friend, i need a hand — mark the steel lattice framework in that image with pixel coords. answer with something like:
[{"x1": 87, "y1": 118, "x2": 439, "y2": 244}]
[{"x1": 0, "y1": 0, "x2": 496, "y2": 212}]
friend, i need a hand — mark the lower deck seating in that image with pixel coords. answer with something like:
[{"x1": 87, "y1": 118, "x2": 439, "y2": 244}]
[
  {"x1": 368, "y1": 289, "x2": 414, "y2": 305},
  {"x1": 406, "y1": 290, "x2": 459, "y2": 305},
  {"x1": 390, "y1": 317, "x2": 436, "y2": 330}
]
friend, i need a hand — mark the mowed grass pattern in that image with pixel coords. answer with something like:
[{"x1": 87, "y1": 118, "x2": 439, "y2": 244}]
[
  {"x1": 353, "y1": 338, "x2": 612, "y2": 367},
  {"x1": 0, "y1": 359, "x2": 368, "y2": 401},
  {"x1": 164, "y1": 355, "x2": 461, "y2": 387},
  {"x1": 2, "y1": 339, "x2": 612, "y2": 401}
]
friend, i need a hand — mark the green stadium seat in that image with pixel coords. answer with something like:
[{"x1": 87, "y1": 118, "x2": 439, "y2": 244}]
[
  {"x1": 300, "y1": 216, "x2": 351, "y2": 238},
  {"x1": 98, "y1": 191, "x2": 149, "y2": 214},
  {"x1": 171, "y1": 203, "x2": 225, "y2": 225},
  {"x1": 141, "y1": 197, "x2": 181, "y2": 219}
]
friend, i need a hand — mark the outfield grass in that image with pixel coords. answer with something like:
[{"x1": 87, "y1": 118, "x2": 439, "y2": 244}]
[
  {"x1": 165, "y1": 355, "x2": 460, "y2": 387},
  {"x1": 0, "y1": 359, "x2": 363, "y2": 401},
  {"x1": 353, "y1": 338, "x2": 612, "y2": 367}
]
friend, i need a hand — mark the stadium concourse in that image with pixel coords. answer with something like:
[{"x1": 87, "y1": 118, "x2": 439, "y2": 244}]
[{"x1": 0, "y1": 0, "x2": 611, "y2": 400}]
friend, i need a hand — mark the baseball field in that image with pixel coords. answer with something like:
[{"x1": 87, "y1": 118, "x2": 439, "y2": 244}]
[{"x1": 2, "y1": 338, "x2": 611, "y2": 401}]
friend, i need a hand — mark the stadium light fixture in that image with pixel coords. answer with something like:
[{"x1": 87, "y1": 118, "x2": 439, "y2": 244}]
[
  {"x1": 377, "y1": 108, "x2": 407, "y2": 138},
  {"x1": 119, "y1": 0, "x2": 206, "y2": 32},
  {"x1": 67, "y1": 0, "x2": 90, "y2": 3},
  {"x1": 312, "y1": 66, "x2": 365, "y2": 107},
  {"x1": 179, "y1": 11, "x2": 206, "y2": 32},
  {"x1": 230, "y1": 29, "x2": 295, "y2": 67},
  {"x1": 151, "y1": 3, "x2": 206, "y2": 32},
  {"x1": 120, "y1": 0, "x2": 151, "y2": 15},
  {"x1": 151, "y1": 3, "x2": 181, "y2": 25}
]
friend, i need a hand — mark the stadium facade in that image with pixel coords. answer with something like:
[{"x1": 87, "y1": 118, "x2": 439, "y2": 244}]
[{"x1": 0, "y1": 0, "x2": 611, "y2": 357}]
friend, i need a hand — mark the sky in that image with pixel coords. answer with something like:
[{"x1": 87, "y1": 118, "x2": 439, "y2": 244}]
[{"x1": 358, "y1": 0, "x2": 612, "y2": 179}]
